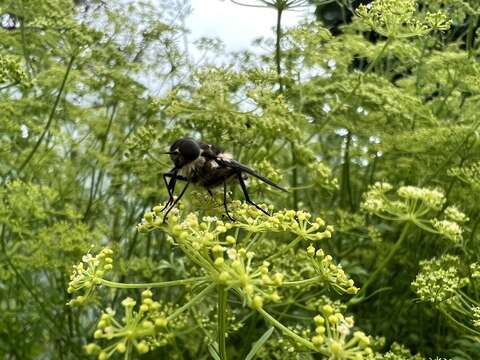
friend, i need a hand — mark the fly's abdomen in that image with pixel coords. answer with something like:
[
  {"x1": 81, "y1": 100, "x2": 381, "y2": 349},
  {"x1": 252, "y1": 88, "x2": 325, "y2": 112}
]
[{"x1": 198, "y1": 167, "x2": 237, "y2": 188}]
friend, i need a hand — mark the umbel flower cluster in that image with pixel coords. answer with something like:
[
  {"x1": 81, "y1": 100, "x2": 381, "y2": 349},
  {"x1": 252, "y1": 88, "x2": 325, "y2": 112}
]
[
  {"x1": 309, "y1": 304, "x2": 373, "y2": 358},
  {"x1": 84, "y1": 290, "x2": 186, "y2": 359},
  {"x1": 356, "y1": 0, "x2": 451, "y2": 39},
  {"x1": 412, "y1": 255, "x2": 469, "y2": 304},
  {"x1": 412, "y1": 255, "x2": 480, "y2": 337},
  {"x1": 67, "y1": 202, "x2": 376, "y2": 359},
  {"x1": 67, "y1": 248, "x2": 114, "y2": 306},
  {"x1": 448, "y1": 161, "x2": 480, "y2": 191},
  {"x1": 361, "y1": 182, "x2": 468, "y2": 242}
]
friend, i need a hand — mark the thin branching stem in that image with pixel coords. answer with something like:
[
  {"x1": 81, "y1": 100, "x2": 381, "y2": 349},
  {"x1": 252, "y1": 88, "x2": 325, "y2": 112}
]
[{"x1": 17, "y1": 53, "x2": 77, "y2": 176}]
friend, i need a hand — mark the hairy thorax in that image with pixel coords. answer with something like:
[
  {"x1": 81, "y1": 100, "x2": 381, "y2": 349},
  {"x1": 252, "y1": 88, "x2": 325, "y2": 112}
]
[{"x1": 181, "y1": 154, "x2": 238, "y2": 189}]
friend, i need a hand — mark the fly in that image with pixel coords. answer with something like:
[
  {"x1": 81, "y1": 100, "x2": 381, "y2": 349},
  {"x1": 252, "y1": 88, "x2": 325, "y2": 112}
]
[{"x1": 160, "y1": 138, "x2": 287, "y2": 221}]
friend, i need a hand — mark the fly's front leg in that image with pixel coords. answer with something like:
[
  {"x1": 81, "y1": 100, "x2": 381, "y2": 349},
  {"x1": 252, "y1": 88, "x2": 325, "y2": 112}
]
[
  {"x1": 163, "y1": 181, "x2": 190, "y2": 222},
  {"x1": 237, "y1": 172, "x2": 270, "y2": 216},
  {"x1": 161, "y1": 170, "x2": 187, "y2": 212}
]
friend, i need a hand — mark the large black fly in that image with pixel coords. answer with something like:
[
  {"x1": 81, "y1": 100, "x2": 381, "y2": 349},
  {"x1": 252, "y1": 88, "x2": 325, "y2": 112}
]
[{"x1": 160, "y1": 138, "x2": 287, "y2": 221}]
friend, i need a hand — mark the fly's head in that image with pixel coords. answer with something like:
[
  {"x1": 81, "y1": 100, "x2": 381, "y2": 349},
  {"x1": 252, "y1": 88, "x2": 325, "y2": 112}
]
[{"x1": 168, "y1": 138, "x2": 201, "y2": 168}]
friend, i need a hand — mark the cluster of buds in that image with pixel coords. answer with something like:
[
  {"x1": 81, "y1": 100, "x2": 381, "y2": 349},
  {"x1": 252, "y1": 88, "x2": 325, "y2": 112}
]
[
  {"x1": 138, "y1": 202, "x2": 333, "y2": 252},
  {"x1": 397, "y1": 186, "x2": 445, "y2": 210},
  {"x1": 278, "y1": 210, "x2": 334, "y2": 242},
  {"x1": 430, "y1": 219, "x2": 463, "y2": 243},
  {"x1": 252, "y1": 160, "x2": 284, "y2": 189},
  {"x1": 0, "y1": 54, "x2": 29, "y2": 85},
  {"x1": 473, "y1": 307, "x2": 480, "y2": 329},
  {"x1": 448, "y1": 161, "x2": 480, "y2": 190},
  {"x1": 214, "y1": 247, "x2": 284, "y2": 309},
  {"x1": 412, "y1": 255, "x2": 480, "y2": 336},
  {"x1": 229, "y1": 201, "x2": 280, "y2": 233},
  {"x1": 361, "y1": 182, "x2": 467, "y2": 242},
  {"x1": 307, "y1": 248, "x2": 359, "y2": 295},
  {"x1": 307, "y1": 161, "x2": 339, "y2": 190},
  {"x1": 67, "y1": 248, "x2": 113, "y2": 306},
  {"x1": 136, "y1": 203, "x2": 181, "y2": 233},
  {"x1": 311, "y1": 304, "x2": 374, "y2": 359},
  {"x1": 411, "y1": 255, "x2": 469, "y2": 304},
  {"x1": 444, "y1": 206, "x2": 470, "y2": 223},
  {"x1": 172, "y1": 213, "x2": 232, "y2": 250},
  {"x1": 84, "y1": 290, "x2": 180, "y2": 359},
  {"x1": 361, "y1": 183, "x2": 445, "y2": 217},
  {"x1": 112, "y1": 202, "x2": 374, "y2": 357},
  {"x1": 356, "y1": 0, "x2": 451, "y2": 39},
  {"x1": 470, "y1": 263, "x2": 480, "y2": 278}
]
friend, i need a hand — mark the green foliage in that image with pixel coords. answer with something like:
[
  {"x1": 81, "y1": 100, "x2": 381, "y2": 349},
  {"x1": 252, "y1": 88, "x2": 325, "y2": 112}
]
[{"x1": 1, "y1": 0, "x2": 480, "y2": 358}]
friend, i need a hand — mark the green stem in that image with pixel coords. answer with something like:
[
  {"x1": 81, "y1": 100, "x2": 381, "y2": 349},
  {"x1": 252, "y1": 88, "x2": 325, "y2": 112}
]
[
  {"x1": 275, "y1": 7, "x2": 284, "y2": 93},
  {"x1": 282, "y1": 276, "x2": 323, "y2": 287},
  {"x1": 217, "y1": 286, "x2": 228, "y2": 360},
  {"x1": 319, "y1": 38, "x2": 392, "y2": 131},
  {"x1": 100, "y1": 277, "x2": 207, "y2": 289},
  {"x1": 257, "y1": 307, "x2": 325, "y2": 354},
  {"x1": 459, "y1": 290, "x2": 480, "y2": 308},
  {"x1": 291, "y1": 141, "x2": 299, "y2": 210},
  {"x1": 439, "y1": 307, "x2": 480, "y2": 336},
  {"x1": 356, "y1": 222, "x2": 411, "y2": 300},
  {"x1": 17, "y1": 53, "x2": 77, "y2": 176},
  {"x1": 266, "y1": 235, "x2": 302, "y2": 261},
  {"x1": 421, "y1": 119, "x2": 480, "y2": 185},
  {"x1": 20, "y1": 1, "x2": 32, "y2": 76},
  {"x1": 466, "y1": 15, "x2": 478, "y2": 57},
  {"x1": 245, "y1": 232, "x2": 262, "y2": 252},
  {"x1": 434, "y1": 82, "x2": 458, "y2": 116},
  {"x1": 167, "y1": 283, "x2": 215, "y2": 321},
  {"x1": 340, "y1": 130, "x2": 354, "y2": 210}
]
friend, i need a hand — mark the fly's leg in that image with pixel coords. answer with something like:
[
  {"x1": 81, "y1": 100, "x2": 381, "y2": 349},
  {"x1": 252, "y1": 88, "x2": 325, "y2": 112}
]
[
  {"x1": 163, "y1": 181, "x2": 190, "y2": 222},
  {"x1": 237, "y1": 173, "x2": 270, "y2": 216},
  {"x1": 161, "y1": 171, "x2": 187, "y2": 212}
]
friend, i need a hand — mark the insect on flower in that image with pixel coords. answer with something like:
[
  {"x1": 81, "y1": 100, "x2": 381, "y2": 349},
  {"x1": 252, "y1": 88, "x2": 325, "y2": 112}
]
[{"x1": 160, "y1": 138, "x2": 287, "y2": 221}]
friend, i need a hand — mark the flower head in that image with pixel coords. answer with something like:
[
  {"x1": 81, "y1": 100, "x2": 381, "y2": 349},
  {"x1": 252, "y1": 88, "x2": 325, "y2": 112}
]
[
  {"x1": 67, "y1": 248, "x2": 114, "y2": 306},
  {"x1": 311, "y1": 308, "x2": 374, "y2": 358},
  {"x1": 412, "y1": 255, "x2": 469, "y2": 304},
  {"x1": 85, "y1": 291, "x2": 186, "y2": 358}
]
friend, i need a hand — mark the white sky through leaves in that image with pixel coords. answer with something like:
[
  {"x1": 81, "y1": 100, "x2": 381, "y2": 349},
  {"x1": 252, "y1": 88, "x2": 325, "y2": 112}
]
[{"x1": 187, "y1": 0, "x2": 310, "y2": 53}]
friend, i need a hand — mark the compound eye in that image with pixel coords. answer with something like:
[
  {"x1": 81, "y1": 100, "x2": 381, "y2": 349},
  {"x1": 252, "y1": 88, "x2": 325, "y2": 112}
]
[{"x1": 177, "y1": 139, "x2": 200, "y2": 161}]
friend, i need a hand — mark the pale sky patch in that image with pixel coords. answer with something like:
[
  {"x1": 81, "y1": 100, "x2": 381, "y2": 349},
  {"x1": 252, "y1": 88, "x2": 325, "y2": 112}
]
[{"x1": 187, "y1": 0, "x2": 312, "y2": 53}]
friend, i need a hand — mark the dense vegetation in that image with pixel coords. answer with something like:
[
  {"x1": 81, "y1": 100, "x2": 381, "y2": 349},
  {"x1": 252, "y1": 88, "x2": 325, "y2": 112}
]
[{"x1": 1, "y1": 0, "x2": 479, "y2": 359}]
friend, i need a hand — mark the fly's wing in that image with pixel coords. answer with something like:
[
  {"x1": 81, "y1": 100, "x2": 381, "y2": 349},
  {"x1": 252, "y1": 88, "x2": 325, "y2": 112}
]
[{"x1": 216, "y1": 158, "x2": 288, "y2": 192}]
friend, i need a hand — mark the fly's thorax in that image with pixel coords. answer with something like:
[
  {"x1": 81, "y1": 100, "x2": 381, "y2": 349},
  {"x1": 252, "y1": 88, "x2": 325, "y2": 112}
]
[{"x1": 179, "y1": 156, "x2": 206, "y2": 178}]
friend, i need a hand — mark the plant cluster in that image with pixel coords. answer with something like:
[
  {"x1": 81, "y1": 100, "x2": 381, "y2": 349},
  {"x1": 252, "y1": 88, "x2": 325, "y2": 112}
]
[
  {"x1": 68, "y1": 203, "x2": 370, "y2": 358},
  {"x1": 1, "y1": 0, "x2": 480, "y2": 358}
]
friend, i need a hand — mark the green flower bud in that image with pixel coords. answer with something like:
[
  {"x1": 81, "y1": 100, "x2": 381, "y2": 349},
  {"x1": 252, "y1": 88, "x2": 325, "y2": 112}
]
[
  {"x1": 314, "y1": 315, "x2": 325, "y2": 325},
  {"x1": 137, "y1": 341, "x2": 149, "y2": 354},
  {"x1": 155, "y1": 318, "x2": 168, "y2": 328},
  {"x1": 322, "y1": 304, "x2": 333, "y2": 315},
  {"x1": 312, "y1": 335, "x2": 324, "y2": 346},
  {"x1": 144, "y1": 212, "x2": 154, "y2": 223},
  {"x1": 252, "y1": 295, "x2": 263, "y2": 309},
  {"x1": 84, "y1": 343, "x2": 100, "y2": 354},
  {"x1": 116, "y1": 342, "x2": 126, "y2": 353}
]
